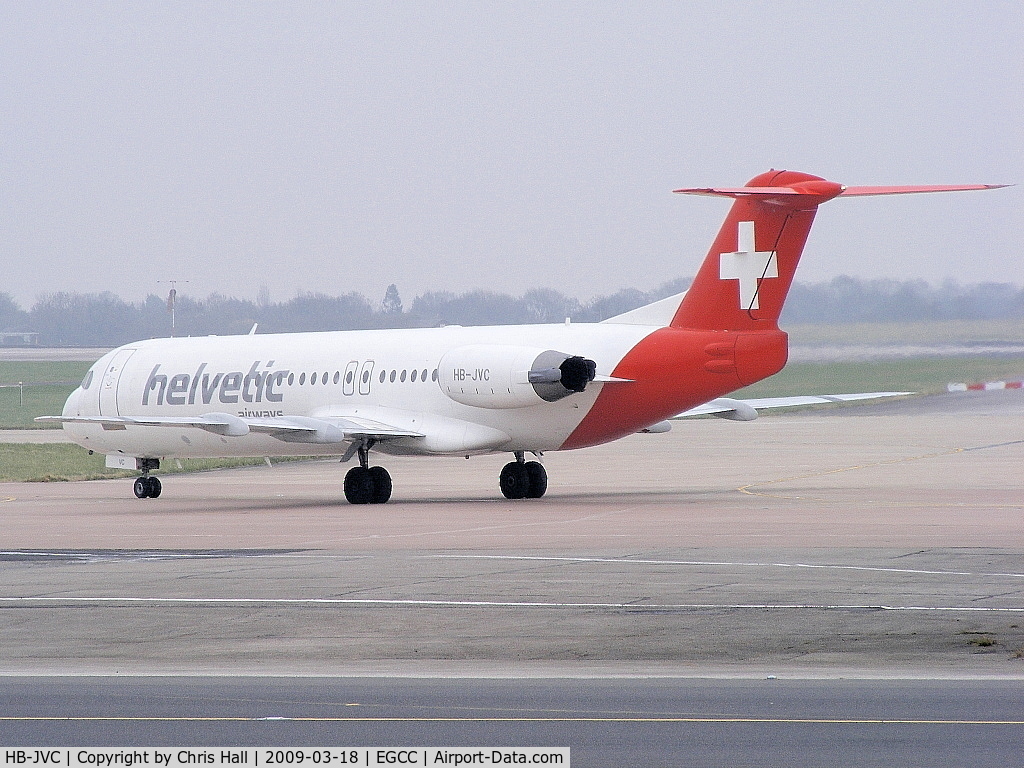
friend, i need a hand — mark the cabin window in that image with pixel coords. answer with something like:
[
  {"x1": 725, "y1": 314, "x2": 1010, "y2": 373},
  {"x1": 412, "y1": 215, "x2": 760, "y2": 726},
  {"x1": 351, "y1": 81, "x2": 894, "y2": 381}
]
[
  {"x1": 345, "y1": 370, "x2": 354, "y2": 385},
  {"x1": 322, "y1": 372, "x2": 328, "y2": 385},
  {"x1": 379, "y1": 370, "x2": 386, "y2": 383},
  {"x1": 390, "y1": 370, "x2": 396, "y2": 383},
  {"x1": 333, "y1": 371, "x2": 340, "y2": 384},
  {"x1": 288, "y1": 373, "x2": 295, "y2": 386},
  {"x1": 421, "y1": 369, "x2": 428, "y2": 382},
  {"x1": 299, "y1": 373, "x2": 306, "y2": 385},
  {"x1": 400, "y1": 370, "x2": 407, "y2": 382},
  {"x1": 411, "y1": 369, "x2": 418, "y2": 382},
  {"x1": 362, "y1": 370, "x2": 370, "y2": 384},
  {"x1": 431, "y1": 369, "x2": 438, "y2": 382}
]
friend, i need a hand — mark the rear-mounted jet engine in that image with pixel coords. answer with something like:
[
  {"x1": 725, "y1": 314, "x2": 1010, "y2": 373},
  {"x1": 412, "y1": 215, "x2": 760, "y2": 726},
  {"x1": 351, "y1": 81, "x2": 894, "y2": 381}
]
[{"x1": 438, "y1": 345, "x2": 597, "y2": 409}]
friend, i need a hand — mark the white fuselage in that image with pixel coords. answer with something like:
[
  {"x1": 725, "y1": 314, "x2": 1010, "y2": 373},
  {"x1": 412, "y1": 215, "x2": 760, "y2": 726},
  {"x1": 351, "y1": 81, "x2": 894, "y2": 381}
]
[
  {"x1": 44, "y1": 171, "x2": 1000, "y2": 502},
  {"x1": 62, "y1": 322, "x2": 658, "y2": 460}
]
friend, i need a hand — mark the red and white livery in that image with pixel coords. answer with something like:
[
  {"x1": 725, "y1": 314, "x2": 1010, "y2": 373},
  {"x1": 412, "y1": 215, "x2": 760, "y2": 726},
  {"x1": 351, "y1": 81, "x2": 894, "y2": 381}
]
[{"x1": 40, "y1": 171, "x2": 1004, "y2": 502}]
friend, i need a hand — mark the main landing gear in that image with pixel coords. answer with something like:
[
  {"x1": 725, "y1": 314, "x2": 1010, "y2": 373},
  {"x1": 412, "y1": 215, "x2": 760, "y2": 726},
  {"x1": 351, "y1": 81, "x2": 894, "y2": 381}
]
[
  {"x1": 133, "y1": 458, "x2": 162, "y2": 499},
  {"x1": 124, "y1": 449, "x2": 544, "y2": 503},
  {"x1": 344, "y1": 441, "x2": 392, "y2": 505},
  {"x1": 499, "y1": 451, "x2": 547, "y2": 499}
]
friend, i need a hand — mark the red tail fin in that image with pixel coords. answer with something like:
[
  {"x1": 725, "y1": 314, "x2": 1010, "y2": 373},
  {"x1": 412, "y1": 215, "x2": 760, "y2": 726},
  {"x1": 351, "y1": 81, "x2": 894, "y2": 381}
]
[
  {"x1": 670, "y1": 170, "x2": 843, "y2": 331},
  {"x1": 669, "y1": 171, "x2": 1006, "y2": 331},
  {"x1": 561, "y1": 173, "x2": 1003, "y2": 450}
]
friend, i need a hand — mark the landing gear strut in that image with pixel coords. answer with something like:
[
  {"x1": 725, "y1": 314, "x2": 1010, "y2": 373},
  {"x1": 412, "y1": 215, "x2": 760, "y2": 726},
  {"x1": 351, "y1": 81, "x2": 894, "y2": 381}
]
[
  {"x1": 133, "y1": 459, "x2": 162, "y2": 499},
  {"x1": 343, "y1": 440, "x2": 392, "y2": 504},
  {"x1": 499, "y1": 451, "x2": 547, "y2": 499}
]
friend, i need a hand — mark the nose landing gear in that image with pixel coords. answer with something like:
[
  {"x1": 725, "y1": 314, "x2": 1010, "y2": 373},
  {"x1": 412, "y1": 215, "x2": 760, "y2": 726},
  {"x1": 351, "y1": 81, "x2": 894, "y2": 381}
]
[
  {"x1": 133, "y1": 476, "x2": 162, "y2": 498},
  {"x1": 132, "y1": 459, "x2": 162, "y2": 499}
]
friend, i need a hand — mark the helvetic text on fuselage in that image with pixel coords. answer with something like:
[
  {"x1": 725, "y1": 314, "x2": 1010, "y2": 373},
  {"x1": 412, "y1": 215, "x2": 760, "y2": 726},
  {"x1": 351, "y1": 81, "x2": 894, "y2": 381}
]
[{"x1": 143, "y1": 362, "x2": 286, "y2": 407}]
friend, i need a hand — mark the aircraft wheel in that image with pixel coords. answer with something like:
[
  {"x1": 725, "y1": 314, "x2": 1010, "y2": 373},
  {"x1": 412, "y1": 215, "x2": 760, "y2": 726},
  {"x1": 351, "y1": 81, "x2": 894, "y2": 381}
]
[
  {"x1": 524, "y1": 461, "x2": 547, "y2": 498},
  {"x1": 344, "y1": 466, "x2": 374, "y2": 504},
  {"x1": 134, "y1": 476, "x2": 162, "y2": 498},
  {"x1": 369, "y1": 466, "x2": 392, "y2": 504},
  {"x1": 499, "y1": 461, "x2": 529, "y2": 499}
]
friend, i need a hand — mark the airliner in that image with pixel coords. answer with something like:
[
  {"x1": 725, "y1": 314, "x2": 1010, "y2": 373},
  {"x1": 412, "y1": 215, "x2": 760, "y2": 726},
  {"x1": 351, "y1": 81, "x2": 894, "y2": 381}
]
[{"x1": 38, "y1": 170, "x2": 1003, "y2": 503}]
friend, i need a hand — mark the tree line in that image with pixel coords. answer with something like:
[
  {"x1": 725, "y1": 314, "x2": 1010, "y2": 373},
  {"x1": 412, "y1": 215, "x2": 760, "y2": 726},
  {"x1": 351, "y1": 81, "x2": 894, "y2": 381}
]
[{"x1": 1, "y1": 277, "x2": 1022, "y2": 347}]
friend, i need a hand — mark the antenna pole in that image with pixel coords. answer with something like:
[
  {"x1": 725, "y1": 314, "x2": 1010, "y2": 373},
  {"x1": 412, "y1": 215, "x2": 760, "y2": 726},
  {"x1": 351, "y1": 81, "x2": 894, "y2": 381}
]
[{"x1": 158, "y1": 280, "x2": 190, "y2": 337}]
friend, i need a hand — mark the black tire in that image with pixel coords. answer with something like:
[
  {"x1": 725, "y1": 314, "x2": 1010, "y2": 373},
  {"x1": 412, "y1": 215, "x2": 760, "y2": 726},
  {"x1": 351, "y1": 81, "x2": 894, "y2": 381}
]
[
  {"x1": 499, "y1": 461, "x2": 529, "y2": 499},
  {"x1": 344, "y1": 466, "x2": 374, "y2": 504},
  {"x1": 147, "y1": 476, "x2": 162, "y2": 498},
  {"x1": 369, "y1": 466, "x2": 392, "y2": 504},
  {"x1": 524, "y1": 461, "x2": 547, "y2": 498},
  {"x1": 133, "y1": 477, "x2": 149, "y2": 499}
]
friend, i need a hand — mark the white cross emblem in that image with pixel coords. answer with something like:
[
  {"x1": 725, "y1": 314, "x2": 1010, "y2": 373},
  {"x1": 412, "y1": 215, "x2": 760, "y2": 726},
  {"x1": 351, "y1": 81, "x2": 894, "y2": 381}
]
[{"x1": 719, "y1": 221, "x2": 777, "y2": 310}]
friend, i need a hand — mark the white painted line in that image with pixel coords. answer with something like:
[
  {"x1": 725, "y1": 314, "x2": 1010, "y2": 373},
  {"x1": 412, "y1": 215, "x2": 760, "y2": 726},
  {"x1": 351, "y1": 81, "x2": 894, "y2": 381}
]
[
  {"x1": 1, "y1": 596, "x2": 1022, "y2": 612},
  {"x1": 428, "y1": 554, "x2": 1024, "y2": 580},
  {"x1": 0, "y1": 550, "x2": 370, "y2": 562},
  {"x1": 9, "y1": 550, "x2": 1023, "y2": 580}
]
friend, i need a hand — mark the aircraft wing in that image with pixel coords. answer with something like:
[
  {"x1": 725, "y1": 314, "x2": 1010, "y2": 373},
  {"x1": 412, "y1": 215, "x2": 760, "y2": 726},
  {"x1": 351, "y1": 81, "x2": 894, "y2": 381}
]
[
  {"x1": 35, "y1": 413, "x2": 424, "y2": 443},
  {"x1": 244, "y1": 415, "x2": 424, "y2": 444},
  {"x1": 675, "y1": 391, "x2": 913, "y2": 421}
]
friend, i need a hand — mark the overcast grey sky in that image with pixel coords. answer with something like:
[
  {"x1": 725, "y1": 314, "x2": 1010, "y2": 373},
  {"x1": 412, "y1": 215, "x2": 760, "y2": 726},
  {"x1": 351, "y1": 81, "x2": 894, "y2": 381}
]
[{"x1": 1, "y1": 1, "x2": 1021, "y2": 308}]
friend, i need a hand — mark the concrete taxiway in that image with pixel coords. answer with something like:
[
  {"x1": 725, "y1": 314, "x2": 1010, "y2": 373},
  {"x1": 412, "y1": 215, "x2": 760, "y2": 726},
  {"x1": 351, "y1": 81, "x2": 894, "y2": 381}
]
[
  {"x1": 3, "y1": 677, "x2": 1024, "y2": 767},
  {"x1": 2, "y1": 390, "x2": 1023, "y2": 676}
]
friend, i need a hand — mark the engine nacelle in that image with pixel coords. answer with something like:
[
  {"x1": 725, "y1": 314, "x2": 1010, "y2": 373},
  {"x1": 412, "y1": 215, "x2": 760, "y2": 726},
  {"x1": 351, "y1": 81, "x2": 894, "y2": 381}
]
[{"x1": 438, "y1": 345, "x2": 597, "y2": 409}]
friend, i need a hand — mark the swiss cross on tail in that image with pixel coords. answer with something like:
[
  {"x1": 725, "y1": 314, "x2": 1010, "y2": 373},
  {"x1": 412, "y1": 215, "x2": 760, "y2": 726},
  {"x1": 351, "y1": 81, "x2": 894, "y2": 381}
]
[{"x1": 720, "y1": 221, "x2": 777, "y2": 310}]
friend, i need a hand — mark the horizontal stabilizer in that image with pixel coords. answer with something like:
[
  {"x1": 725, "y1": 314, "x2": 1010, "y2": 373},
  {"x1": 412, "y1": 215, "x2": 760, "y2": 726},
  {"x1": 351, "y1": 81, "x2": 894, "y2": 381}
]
[
  {"x1": 673, "y1": 186, "x2": 806, "y2": 198},
  {"x1": 676, "y1": 184, "x2": 1008, "y2": 199},
  {"x1": 839, "y1": 184, "x2": 1009, "y2": 196}
]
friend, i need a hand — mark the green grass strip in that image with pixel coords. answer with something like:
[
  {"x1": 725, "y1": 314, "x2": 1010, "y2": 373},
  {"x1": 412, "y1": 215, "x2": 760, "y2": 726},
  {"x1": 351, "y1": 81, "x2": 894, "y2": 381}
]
[
  {"x1": 736, "y1": 356, "x2": 1024, "y2": 398},
  {"x1": 0, "y1": 443, "x2": 306, "y2": 483}
]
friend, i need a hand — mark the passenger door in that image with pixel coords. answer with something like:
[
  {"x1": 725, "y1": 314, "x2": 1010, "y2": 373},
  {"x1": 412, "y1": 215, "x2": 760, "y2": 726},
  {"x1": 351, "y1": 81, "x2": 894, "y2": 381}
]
[{"x1": 98, "y1": 348, "x2": 137, "y2": 417}]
